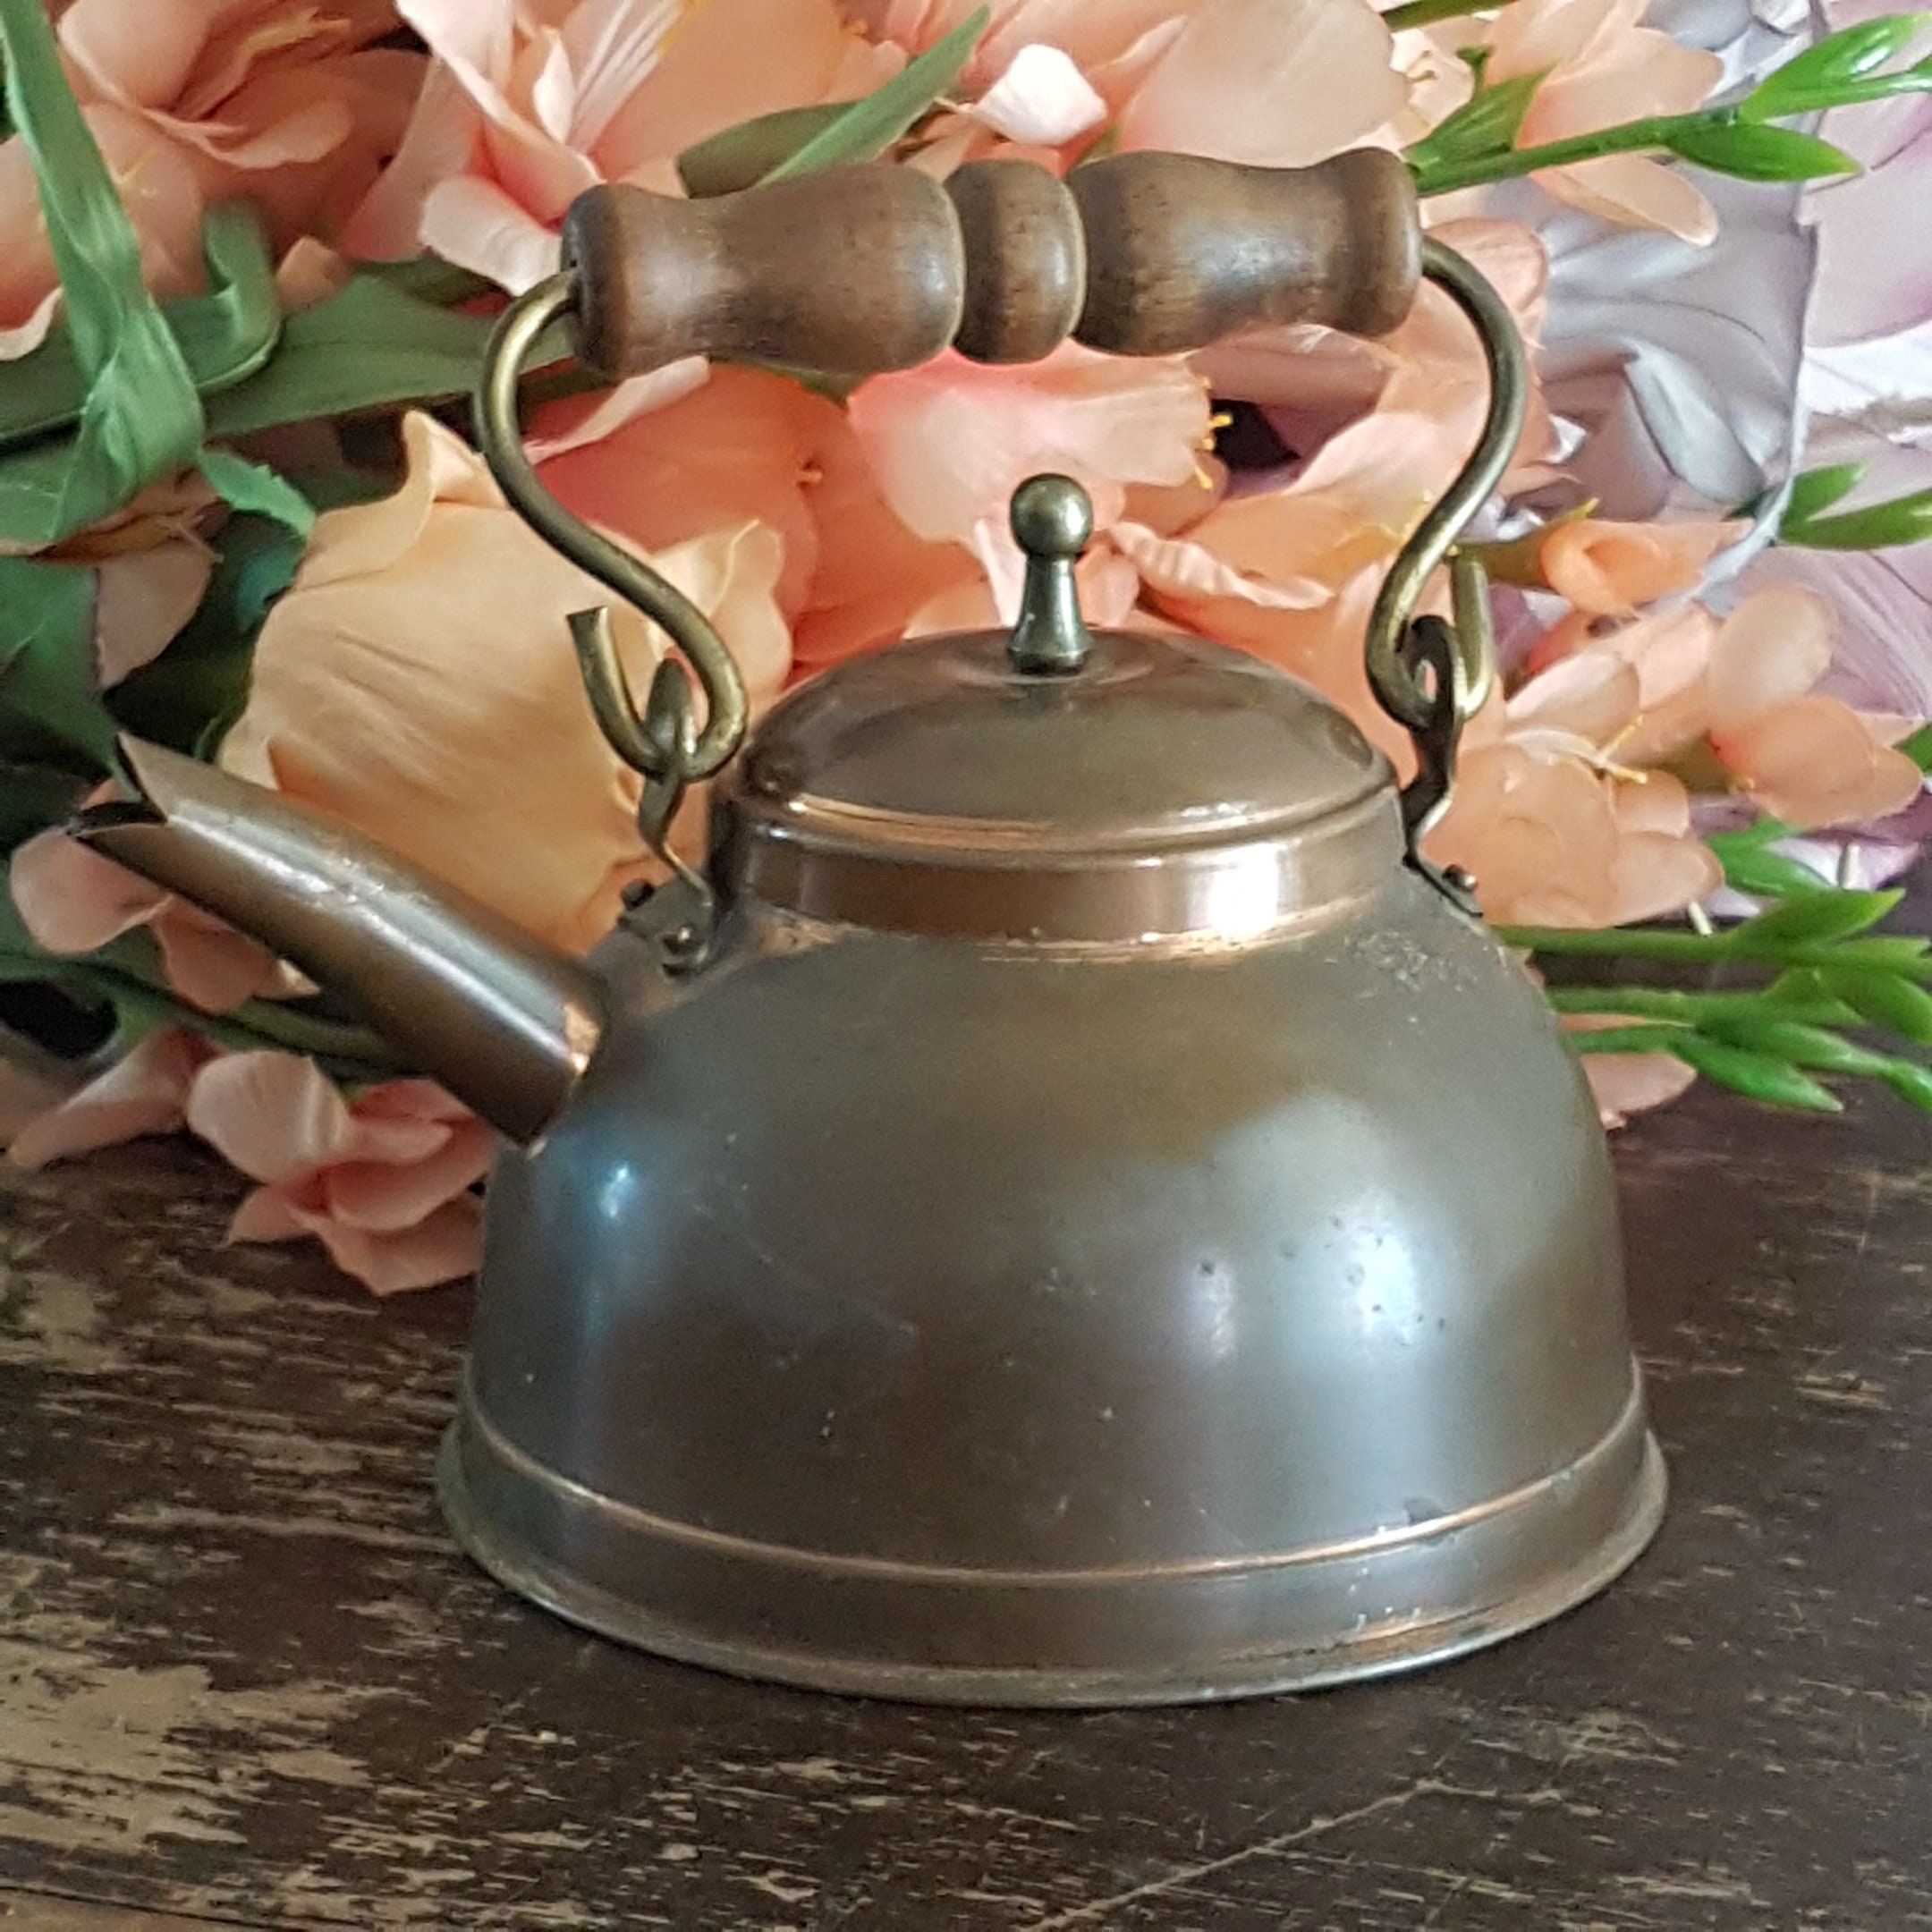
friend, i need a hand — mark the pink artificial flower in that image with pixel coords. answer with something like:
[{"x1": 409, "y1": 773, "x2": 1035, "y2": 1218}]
[
  {"x1": 860, "y1": 0, "x2": 1407, "y2": 172},
  {"x1": 1484, "y1": 0, "x2": 1725, "y2": 242},
  {"x1": 1425, "y1": 648, "x2": 1724, "y2": 927},
  {"x1": 1575, "y1": 586, "x2": 1926, "y2": 828},
  {"x1": 4, "y1": 1028, "x2": 216, "y2": 1170},
  {"x1": 347, "y1": 0, "x2": 902, "y2": 291},
  {"x1": 10, "y1": 817, "x2": 285, "y2": 1014},
  {"x1": 221, "y1": 411, "x2": 791, "y2": 953},
  {"x1": 1538, "y1": 516, "x2": 1748, "y2": 617},
  {"x1": 0, "y1": 104, "x2": 207, "y2": 358},
  {"x1": 184, "y1": 1053, "x2": 494, "y2": 1294},
  {"x1": 1112, "y1": 220, "x2": 1555, "y2": 760},
  {"x1": 0, "y1": 2, "x2": 421, "y2": 359},
  {"x1": 848, "y1": 341, "x2": 1212, "y2": 614},
  {"x1": 531, "y1": 363, "x2": 975, "y2": 667},
  {"x1": 1562, "y1": 1013, "x2": 1698, "y2": 1128}
]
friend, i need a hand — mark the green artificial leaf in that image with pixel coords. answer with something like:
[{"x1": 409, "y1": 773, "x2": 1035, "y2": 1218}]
[
  {"x1": 1780, "y1": 484, "x2": 1932, "y2": 549},
  {"x1": 1779, "y1": 462, "x2": 1869, "y2": 532},
  {"x1": 1663, "y1": 117, "x2": 1859, "y2": 182},
  {"x1": 1699, "y1": 1013, "x2": 1890, "y2": 1078},
  {"x1": 0, "y1": 554, "x2": 110, "y2": 772},
  {"x1": 108, "y1": 513, "x2": 305, "y2": 755},
  {"x1": 758, "y1": 6, "x2": 990, "y2": 182},
  {"x1": 679, "y1": 104, "x2": 856, "y2": 196},
  {"x1": 1731, "y1": 887, "x2": 1903, "y2": 953},
  {"x1": 0, "y1": 0, "x2": 203, "y2": 544},
  {"x1": 202, "y1": 274, "x2": 566, "y2": 439},
  {"x1": 1816, "y1": 964, "x2": 1932, "y2": 1046},
  {"x1": 1902, "y1": 723, "x2": 1932, "y2": 772},
  {"x1": 1404, "y1": 71, "x2": 1546, "y2": 171},
  {"x1": 1704, "y1": 823, "x2": 1831, "y2": 899},
  {"x1": 1741, "y1": 15, "x2": 1932, "y2": 119},
  {"x1": 1882, "y1": 1060, "x2": 1932, "y2": 1111},
  {"x1": 0, "y1": 763, "x2": 85, "y2": 852},
  {"x1": 0, "y1": 204, "x2": 281, "y2": 453},
  {"x1": 358, "y1": 256, "x2": 497, "y2": 307},
  {"x1": 198, "y1": 445, "x2": 314, "y2": 541},
  {"x1": 1665, "y1": 1032, "x2": 1843, "y2": 1110}
]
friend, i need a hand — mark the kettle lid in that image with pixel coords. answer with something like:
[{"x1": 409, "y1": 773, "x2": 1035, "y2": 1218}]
[{"x1": 718, "y1": 477, "x2": 1403, "y2": 946}]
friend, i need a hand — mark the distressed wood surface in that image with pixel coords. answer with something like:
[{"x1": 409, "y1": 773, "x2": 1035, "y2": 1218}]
[{"x1": 0, "y1": 1076, "x2": 1925, "y2": 1928}]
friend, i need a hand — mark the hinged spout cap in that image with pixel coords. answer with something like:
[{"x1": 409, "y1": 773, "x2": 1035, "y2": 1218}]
[{"x1": 72, "y1": 739, "x2": 605, "y2": 1145}]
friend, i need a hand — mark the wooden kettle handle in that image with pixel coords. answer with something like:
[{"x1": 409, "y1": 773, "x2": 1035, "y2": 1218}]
[
  {"x1": 562, "y1": 165, "x2": 967, "y2": 381},
  {"x1": 561, "y1": 148, "x2": 1420, "y2": 381},
  {"x1": 1066, "y1": 148, "x2": 1419, "y2": 354}
]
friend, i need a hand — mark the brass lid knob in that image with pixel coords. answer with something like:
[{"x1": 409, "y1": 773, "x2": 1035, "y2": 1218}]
[{"x1": 1006, "y1": 475, "x2": 1094, "y2": 677}]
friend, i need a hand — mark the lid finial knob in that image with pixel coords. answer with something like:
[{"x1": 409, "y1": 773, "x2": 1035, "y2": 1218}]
[{"x1": 1007, "y1": 474, "x2": 1093, "y2": 677}]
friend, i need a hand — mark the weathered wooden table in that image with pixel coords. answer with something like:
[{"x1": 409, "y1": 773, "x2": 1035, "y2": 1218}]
[{"x1": 0, "y1": 1067, "x2": 1924, "y2": 1929}]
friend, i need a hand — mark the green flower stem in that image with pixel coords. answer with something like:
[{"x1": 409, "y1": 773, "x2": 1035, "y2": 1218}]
[
  {"x1": 0, "y1": 945, "x2": 401, "y2": 1075},
  {"x1": 1542, "y1": 987, "x2": 1855, "y2": 1027},
  {"x1": 1565, "y1": 1024, "x2": 1690, "y2": 1055},
  {"x1": 1380, "y1": 0, "x2": 1517, "y2": 32},
  {"x1": 1411, "y1": 112, "x2": 1695, "y2": 195}
]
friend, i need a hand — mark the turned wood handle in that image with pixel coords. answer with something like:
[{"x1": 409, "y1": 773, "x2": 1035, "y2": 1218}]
[
  {"x1": 1067, "y1": 148, "x2": 1420, "y2": 354},
  {"x1": 562, "y1": 165, "x2": 967, "y2": 380},
  {"x1": 561, "y1": 148, "x2": 1420, "y2": 379}
]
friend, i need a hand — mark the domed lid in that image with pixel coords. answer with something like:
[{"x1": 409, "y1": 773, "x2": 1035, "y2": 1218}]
[{"x1": 719, "y1": 477, "x2": 1402, "y2": 945}]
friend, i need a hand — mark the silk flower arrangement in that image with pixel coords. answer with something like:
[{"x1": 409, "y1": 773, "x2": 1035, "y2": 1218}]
[{"x1": 0, "y1": 0, "x2": 1929, "y2": 1292}]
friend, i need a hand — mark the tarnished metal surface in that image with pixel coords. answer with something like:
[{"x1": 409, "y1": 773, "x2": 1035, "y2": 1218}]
[
  {"x1": 73, "y1": 739, "x2": 604, "y2": 1146},
  {"x1": 452, "y1": 869, "x2": 1658, "y2": 1700}
]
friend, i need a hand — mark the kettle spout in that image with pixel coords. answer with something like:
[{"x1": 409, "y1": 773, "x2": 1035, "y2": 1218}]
[{"x1": 73, "y1": 738, "x2": 605, "y2": 1145}]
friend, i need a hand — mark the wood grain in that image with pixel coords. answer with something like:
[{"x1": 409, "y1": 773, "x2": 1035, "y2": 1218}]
[{"x1": 0, "y1": 990, "x2": 1925, "y2": 1926}]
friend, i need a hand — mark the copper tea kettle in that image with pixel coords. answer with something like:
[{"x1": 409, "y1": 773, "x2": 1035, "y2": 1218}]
[{"x1": 75, "y1": 150, "x2": 1664, "y2": 1705}]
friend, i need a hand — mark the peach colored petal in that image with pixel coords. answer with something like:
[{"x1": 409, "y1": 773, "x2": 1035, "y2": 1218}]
[
  {"x1": 970, "y1": 44, "x2": 1106, "y2": 145},
  {"x1": 848, "y1": 343, "x2": 1209, "y2": 551},
  {"x1": 1538, "y1": 155, "x2": 1718, "y2": 246},
  {"x1": 0, "y1": 291, "x2": 61, "y2": 364},
  {"x1": 88, "y1": 106, "x2": 213, "y2": 302},
  {"x1": 419, "y1": 173, "x2": 565, "y2": 292},
  {"x1": 94, "y1": 541, "x2": 215, "y2": 688},
  {"x1": 9, "y1": 827, "x2": 168, "y2": 956},
  {"x1": 1706, "y1": 585, "x2": 1835, "y2": 728},
  {"x1": 259, "y1": 1192, "x2": 484, "y2": 1293},
  {"x1": 524, "y1": 359, "x2": 709, "y2": 463},
  {"x1": 59, "y1": 0, "x2": 212, "y2": 114},
  {"x1": 1119, "y1": 0, "x2": 1404, "y2": 167},
  {"x1": 1580, "y1": 1044, "x2": 1698, "y2": 1129},
  {"x1": 149, "y1": 902, "x2": 285, "y2": 1015},
  {"x1": 274, "y1": 236, "x2": 354, "y2": 312},
  {"x1": 222, "y1": 412, "x2": 791, "y2": 951},
  {"x1": 185, "y1": 1051, "x2": 360, "y2": 1183},
  {"x1": 1541, "y1": 518, "x2": 1745, "y2": 617},
  {"x1": 595, "y1": 0, "x2": 902, "y2": 178},
  {"x1": 1605, "y1": 830, "x2": 1722, "y2": 925},
  {"x1": 321, "y1": 1117, "x2": 496, "y2": 1231},
  {"x1": 1505, "y1": 651, "x2": 1639, "y2": 747},
  {"x1": 342, "y1": 60, "x2": 479, "y2": 259},
  {"x1": 1610, "y1": 769, "x2": 1693, "y2": 837},
  {"x1": 534, "y1": 365, "x2": 826, "y2": 614},
  {"x1": 4, "y1": 1030, "x2": 215, "y2": 1170},
  {"x1": 1111, "y1": 519, "x2": 1328, "y2": 611},
  {"x1": 1713, "y1": 697, "x2": 1927, "y2": 830}
]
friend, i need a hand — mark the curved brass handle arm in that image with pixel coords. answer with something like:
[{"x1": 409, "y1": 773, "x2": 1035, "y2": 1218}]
[
  {"x1": 1363, "y1": 237, "x2": 1530, "y2": 901},
  {"x1": 474, "y1": 275, "x2": 750, "y2": 785}
]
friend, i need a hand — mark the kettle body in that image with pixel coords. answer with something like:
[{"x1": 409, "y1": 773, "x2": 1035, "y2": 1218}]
[{"x1": 439, "y1": 634, "x2": 1662, "y2": 1706}]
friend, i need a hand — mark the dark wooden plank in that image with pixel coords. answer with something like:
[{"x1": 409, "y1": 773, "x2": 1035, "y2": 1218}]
[{"x1": 0, "y1": 1064, "x2": 1925, "y2": 1928}]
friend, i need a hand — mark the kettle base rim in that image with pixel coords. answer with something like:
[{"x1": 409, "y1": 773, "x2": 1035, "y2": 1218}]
[{"x1": 436, "y1": 1382, "x2": 1666, "y2": 1708}]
